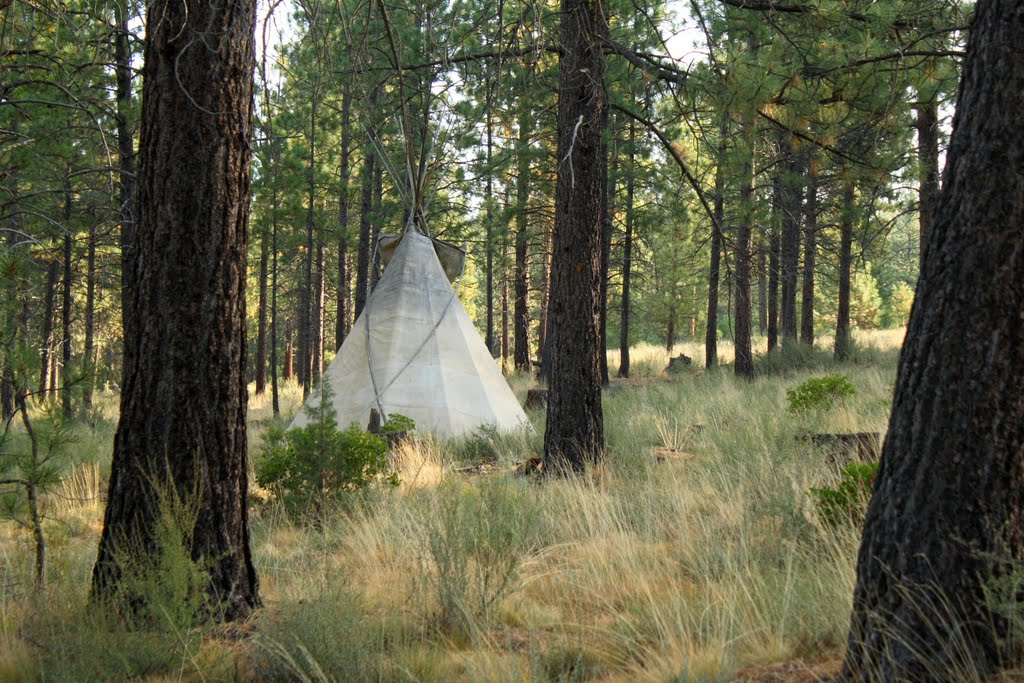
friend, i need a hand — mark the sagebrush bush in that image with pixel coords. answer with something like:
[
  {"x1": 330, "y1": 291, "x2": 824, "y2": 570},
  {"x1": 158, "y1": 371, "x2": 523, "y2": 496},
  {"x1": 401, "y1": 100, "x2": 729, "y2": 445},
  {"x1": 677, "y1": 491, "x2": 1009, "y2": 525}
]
[
  {"x1": 420, "y1": 477, "x2": 542, "y2": 639},
  {"x1": 256, "y1": 583, "x2": 375, "y2": 682}
]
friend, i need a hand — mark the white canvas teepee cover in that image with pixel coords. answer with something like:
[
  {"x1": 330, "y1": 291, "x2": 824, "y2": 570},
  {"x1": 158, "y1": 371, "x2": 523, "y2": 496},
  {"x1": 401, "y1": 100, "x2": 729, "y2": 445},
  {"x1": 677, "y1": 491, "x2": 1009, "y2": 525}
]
[{"x1": 291, "y1": 230, "x2": 531, "y2": 436}]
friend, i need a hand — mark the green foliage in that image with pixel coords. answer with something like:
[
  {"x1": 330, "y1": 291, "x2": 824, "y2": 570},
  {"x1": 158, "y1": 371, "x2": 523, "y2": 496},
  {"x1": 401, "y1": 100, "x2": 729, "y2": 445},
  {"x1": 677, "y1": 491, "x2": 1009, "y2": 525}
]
[
  {"x1": 850, "y1": 269, "x2": 883, "y2": 330},
  {"x1": 810, "y1": 462, "x2": 878, "y2": 527},
  {"x1": 381, "y1": 412, "x2": 415, "y2": 434},
  {"x1": 0, "y1": 401, "x2": 77, "y2": 587},
  {"x1": 255, "y1": 378, "x2": 399, "y2": 516},
  {"x1": 786, "y1": 374, "x2": 856, "y2": 414},
  {"x1": 419, "y1": 477, "x2": 542, "y2": 639},
  {"x1": 885, "y1": 280, "x2": 916, "y2": 328}
]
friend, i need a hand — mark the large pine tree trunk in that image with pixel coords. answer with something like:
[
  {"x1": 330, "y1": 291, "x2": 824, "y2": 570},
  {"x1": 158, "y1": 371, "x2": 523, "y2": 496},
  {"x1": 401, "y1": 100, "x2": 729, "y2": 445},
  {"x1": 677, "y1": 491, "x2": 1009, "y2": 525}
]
[
  {"x1": 543, "y1": 0, "x2": 606, "y2": 473},
  {"x1": 800, "y1": 167, "x2": 817, "y2": 346},
  {"x1": 841, "y1": 2, "x2": 1024, "y2": 677},
  {"x1": 91, "y1": 0, "x2": 258, "y2": 620}
]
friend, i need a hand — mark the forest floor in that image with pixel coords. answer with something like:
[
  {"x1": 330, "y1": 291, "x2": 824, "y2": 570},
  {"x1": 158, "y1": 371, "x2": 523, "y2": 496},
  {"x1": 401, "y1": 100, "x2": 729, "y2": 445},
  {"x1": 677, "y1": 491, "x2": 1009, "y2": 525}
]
[{"x1": 0, "y1": 330, "x2": 907, "y2": 682}]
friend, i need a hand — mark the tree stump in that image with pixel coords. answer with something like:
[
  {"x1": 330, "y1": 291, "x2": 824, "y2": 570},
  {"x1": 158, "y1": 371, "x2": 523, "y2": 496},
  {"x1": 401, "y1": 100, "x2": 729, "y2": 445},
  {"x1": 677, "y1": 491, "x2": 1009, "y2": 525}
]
[
  {"x1": 806, "y1": 432, "x2": 881, "y2": 466},
  {"x1": 524, "y1": 388, "x2": 548, "y2": 410},
  {"x1": 514, "y1": 455, "x2": 543, "y2": 476},
  {"x1": 666, "y1": 354, "x2": 692, "y2": 374}
]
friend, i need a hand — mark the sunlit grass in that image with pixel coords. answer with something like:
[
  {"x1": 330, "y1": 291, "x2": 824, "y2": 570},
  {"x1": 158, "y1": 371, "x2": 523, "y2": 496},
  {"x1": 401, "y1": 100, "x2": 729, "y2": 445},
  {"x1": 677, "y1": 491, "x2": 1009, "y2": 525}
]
[{"x1": 0, "y1": 329, "x2": 913, "y2": 681}]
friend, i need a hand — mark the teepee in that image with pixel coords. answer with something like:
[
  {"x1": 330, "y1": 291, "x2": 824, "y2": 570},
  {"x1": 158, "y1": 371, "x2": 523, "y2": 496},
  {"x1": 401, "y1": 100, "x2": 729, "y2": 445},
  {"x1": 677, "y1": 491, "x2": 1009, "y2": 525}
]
[{"x1": 291, "y1": 224, "x2": 530, "y2": 437}]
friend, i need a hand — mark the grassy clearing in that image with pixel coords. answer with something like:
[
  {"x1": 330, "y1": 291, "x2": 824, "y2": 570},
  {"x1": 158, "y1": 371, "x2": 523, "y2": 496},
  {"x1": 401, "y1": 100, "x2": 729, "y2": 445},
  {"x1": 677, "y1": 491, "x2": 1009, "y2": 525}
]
[{"x1": 1, "y1": 330, "x2": 904, "y2": 682}]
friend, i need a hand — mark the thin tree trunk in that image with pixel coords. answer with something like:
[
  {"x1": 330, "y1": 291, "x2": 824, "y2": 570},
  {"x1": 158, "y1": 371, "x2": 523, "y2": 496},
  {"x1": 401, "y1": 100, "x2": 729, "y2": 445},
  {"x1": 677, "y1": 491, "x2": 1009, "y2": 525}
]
[
  {"x1": 92, "y1": 0, "x2": 258, "y2": 618},
  {"x1": 599, "y1": 125, "x2": 613, "y2": 387},
  {"x1": 666, "y1": 308, "x2": 675, "y2": 353},
  {"x1": 800, "y1": 165, "x2": 817, "y2": 346},
  {"x1": 916, "y1": 96, "x2": 940, "y2": 271},
  {"x1": 485, "y1": 77, "x2": 496, "y2": 355},
  {"x1": 536, "y1": 219, "x2": 553, "y2": 379},
  {"x1": 298, "y1": 91, "x2": 318, "y2": 397},
  {"x1": 618, "y1": 119, "x2": 635, "y2": 378},
  {"x1": 283, "y1": 332, "x2": 293, "y2": 381},
  {"x1": 757, "y1": 244, "x2": 767, "y2": 336},
  {"x1": 733, "y1": 108, "x2": 755, "y2": 380},
  {"x1": 16, "y1": 392, "x2": 44, "y2": 589},
  {"x1": 271, "y1": 210, "x2": 280, "y2": 416},
  {"x1": 543, "y1": 0, "x2": 606, "y2": 473},
  {"x1": 513, "y1": 109, "x2": 531, "y2": 371},
  {"x1": 501, "y1": 233, "x2": 510, "y2": 369},
  {"x1": 371, "y1": 164, "x2": 383, "y2": 290},
  {"x1": 335, "y1": 85, "x2": 352, "y2": 349},
  {"x1": 705, "y1": 114, "x2": 727, "y2": 368},
  {"x1": 2, "y1": 178, "x2": 18, "y2": 418},
  {"x1": 61, "y1": 190, "x2": 73, "y2": 417},
  {"x1": 354, "y1": 139, "x2": 375, "y2": 319},
  {"x1": 779, "y1": 137, "x2": 802, "y2": 346},
  {"x1": 768, "y1": 171, "x2": 781, "y2": 353},
  {"x1": 39, "y1": 259, "x2": 59, "y2": 397},
  {"x1": 841, "y1": 4, "x2": 1024, "y2": 676},
  {"x1": 310, "y1": 241, "x2": 324, "y2": 380},
  {"x1": 255, "y1": 227, "x2": 268, "y2": 395},
  {"x1": 115, "y1": 0, "x2": 136, "y2": 342},
  {"x1": 835, "y1": 179, "x2": 854, "y2": 361}
]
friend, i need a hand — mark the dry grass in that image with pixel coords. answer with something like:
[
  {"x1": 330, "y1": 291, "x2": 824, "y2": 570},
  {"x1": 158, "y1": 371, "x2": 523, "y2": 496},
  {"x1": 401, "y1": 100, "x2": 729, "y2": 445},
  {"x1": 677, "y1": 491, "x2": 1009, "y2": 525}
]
[{"x1": 0, "y1": 331, "x2": 916, "y2": 682}]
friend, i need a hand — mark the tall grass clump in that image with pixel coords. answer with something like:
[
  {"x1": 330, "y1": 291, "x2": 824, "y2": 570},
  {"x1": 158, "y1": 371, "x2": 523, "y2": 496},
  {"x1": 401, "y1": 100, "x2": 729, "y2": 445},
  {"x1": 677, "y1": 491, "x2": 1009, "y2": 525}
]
[
  {"x1": 256, "y1": 583, "x2": 376, "y2": 682},
  {"x1": 418, "y1": 477, "x2": 543, "y2": 640}
]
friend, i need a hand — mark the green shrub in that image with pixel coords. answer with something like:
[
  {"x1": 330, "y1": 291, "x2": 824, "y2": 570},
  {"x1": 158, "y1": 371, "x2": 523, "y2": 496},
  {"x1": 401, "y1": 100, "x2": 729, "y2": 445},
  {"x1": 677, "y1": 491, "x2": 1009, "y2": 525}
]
[
  {"x1": 381, "y1": 412, "x2": 415, "y2": 434},
  {"x1": 786, "y1": 374, "x2": 856, "y2": 414},
  {"x1": 255, "y1": 378, "x2": 399, "y2": 517},
  {"x1": 810, "y1": 461, "x2": 878, "y2": 527}
]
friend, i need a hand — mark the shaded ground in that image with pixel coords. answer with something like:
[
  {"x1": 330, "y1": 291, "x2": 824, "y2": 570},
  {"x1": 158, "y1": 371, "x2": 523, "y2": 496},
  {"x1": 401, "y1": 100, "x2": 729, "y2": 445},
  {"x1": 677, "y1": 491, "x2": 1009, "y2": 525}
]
[{"x1": 733, "y1": 657, "x2": 842, "y2": 682}]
